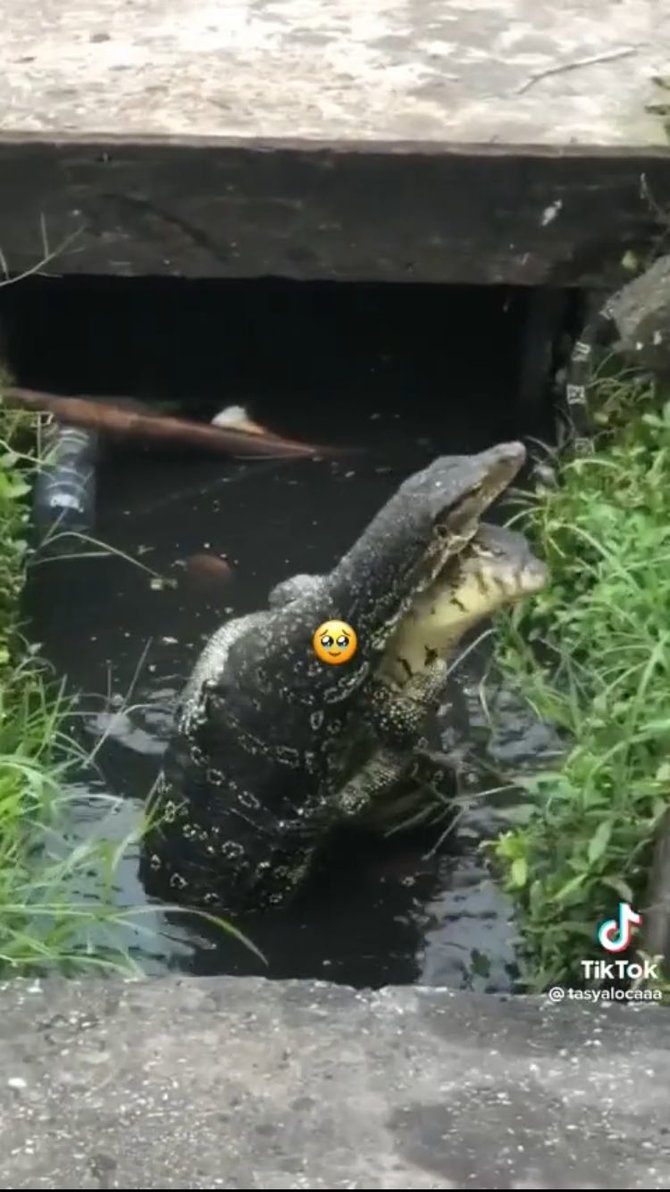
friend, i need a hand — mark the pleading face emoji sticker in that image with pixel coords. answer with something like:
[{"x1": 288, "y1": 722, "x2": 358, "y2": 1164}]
[{"x1": 312, "y1": 620, "x2": 358, "y2": 665}]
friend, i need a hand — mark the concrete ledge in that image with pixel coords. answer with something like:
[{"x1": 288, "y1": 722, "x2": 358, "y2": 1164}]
[
  {"x1": 1, "y1": 975, "x2": 669, "y2": 1189},
  {"x1": 1, "y1": 1, "x2": 670, "y2": 284},
  {"x1": 3, "y1": 0, "x2": 667, "y2": 146}
]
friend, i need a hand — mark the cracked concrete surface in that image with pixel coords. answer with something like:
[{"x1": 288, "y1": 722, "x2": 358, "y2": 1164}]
[
  {"x1": 2, "y1": 0, "x2": 669, "y2": 145},
  {"x1": 0, "y1": 975, "x2": 670, "y2": 1188}
]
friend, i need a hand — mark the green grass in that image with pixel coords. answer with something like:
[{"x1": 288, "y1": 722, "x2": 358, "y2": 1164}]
[
  {"x1": 0, "y1": 398, "x2": 262, "y2": 976},
  {"x1": 0, "y1": 401, "x2": 147, "y2": 974},
  {"x1": 485, "y1": 371, "x2": 670, "y2": 992}
]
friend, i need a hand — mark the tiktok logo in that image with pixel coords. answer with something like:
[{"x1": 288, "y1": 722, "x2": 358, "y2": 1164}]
[{"x1": 596, "y1": 901, "x2": 642, "y2": 953}]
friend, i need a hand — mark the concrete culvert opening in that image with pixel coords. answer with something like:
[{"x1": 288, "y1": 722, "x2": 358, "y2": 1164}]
[{"x1": 1, "y1": 273, "x2": 580, "y2": 990}]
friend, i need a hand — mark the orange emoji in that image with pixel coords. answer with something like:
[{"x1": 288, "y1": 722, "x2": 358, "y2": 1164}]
[{"x1": 312, "y1": 620, "x2": 358, "y2": 665}]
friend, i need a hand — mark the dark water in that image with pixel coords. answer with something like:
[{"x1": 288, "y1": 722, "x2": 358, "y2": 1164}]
[{"x1": 14, "y1": 277, "x2": 563, "y2": 991}]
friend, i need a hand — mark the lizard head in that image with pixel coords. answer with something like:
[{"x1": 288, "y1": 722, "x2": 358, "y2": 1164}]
[
  {"x1": 381, "y1": 519, "x2": 548, "y2": 687},
  {"x1": 227, "y1": 442, "x2": 527, "y2": 709},
  {"x1": 330, "y1": 439, "x2": 527, "y2": 646},
  {"x1": 442, "y1": 520, "x2": 548, "y2": 623}
]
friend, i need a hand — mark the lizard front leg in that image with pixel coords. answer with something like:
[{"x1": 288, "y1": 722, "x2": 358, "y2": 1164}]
[
  {"x1": 333, "y1": 659, "x2": 451, "y2": 819},
  {"x1": 363, "y1": 658, "x2": 450, "y2": 753},
  {"x1": 335, "y1": 749, "x2": 412, "y2": 818},
  {"x1": 335, "y1": 743, "x2": 467, "y2": 832}
]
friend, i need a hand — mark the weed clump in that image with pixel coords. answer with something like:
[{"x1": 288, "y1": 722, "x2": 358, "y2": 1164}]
[
  {"x1": 0, "y1": 396, "x2": 258, "y2": 977},
  {"x1": 0, "y1": 401, "x2": 147, "y2": 975},
  {"x1": 488, "y1": 375, "x2": 670, "y2": 991}
]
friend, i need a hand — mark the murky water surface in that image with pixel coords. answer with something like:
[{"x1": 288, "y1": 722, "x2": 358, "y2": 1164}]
[{"x1": 19, "y1": 280, "x2": 561, "y2": 991}]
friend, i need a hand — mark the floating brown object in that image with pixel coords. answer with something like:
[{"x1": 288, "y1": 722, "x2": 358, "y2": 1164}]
[
  {"x1": 3, "y1": 387, "x2": 346, "y2": 460},
  {"x1": 180, "y1": 552, "x2": 235, "y2": 596}
]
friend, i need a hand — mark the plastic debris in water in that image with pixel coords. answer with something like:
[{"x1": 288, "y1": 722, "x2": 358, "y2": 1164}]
[
  {"x1": 210, "y1": 404, "x2": 268, "y2": 436},
  {"x1": 33, "y1": 419, "x2": 99, "y2": 540}
]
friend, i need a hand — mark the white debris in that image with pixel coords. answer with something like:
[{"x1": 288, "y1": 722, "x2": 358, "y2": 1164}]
[{"x1": 540, "y1": 200, "x2": 563, "y2": 226}]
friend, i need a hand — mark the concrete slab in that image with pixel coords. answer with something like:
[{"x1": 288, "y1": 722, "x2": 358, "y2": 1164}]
[
  {"x1": 0, "y1": 975, "x2": 670, "y2": 1189},
  {"x1": 1, "y1": 1, "x2": 670, "y2": 284},
  {"x1": 2, "y1": 0, "x2": 669, "y2": 146}
]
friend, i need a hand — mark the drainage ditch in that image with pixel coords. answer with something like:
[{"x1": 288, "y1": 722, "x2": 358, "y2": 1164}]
[{"x1": 1, "y1": 274, "x2": 583, "y2": 990}]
